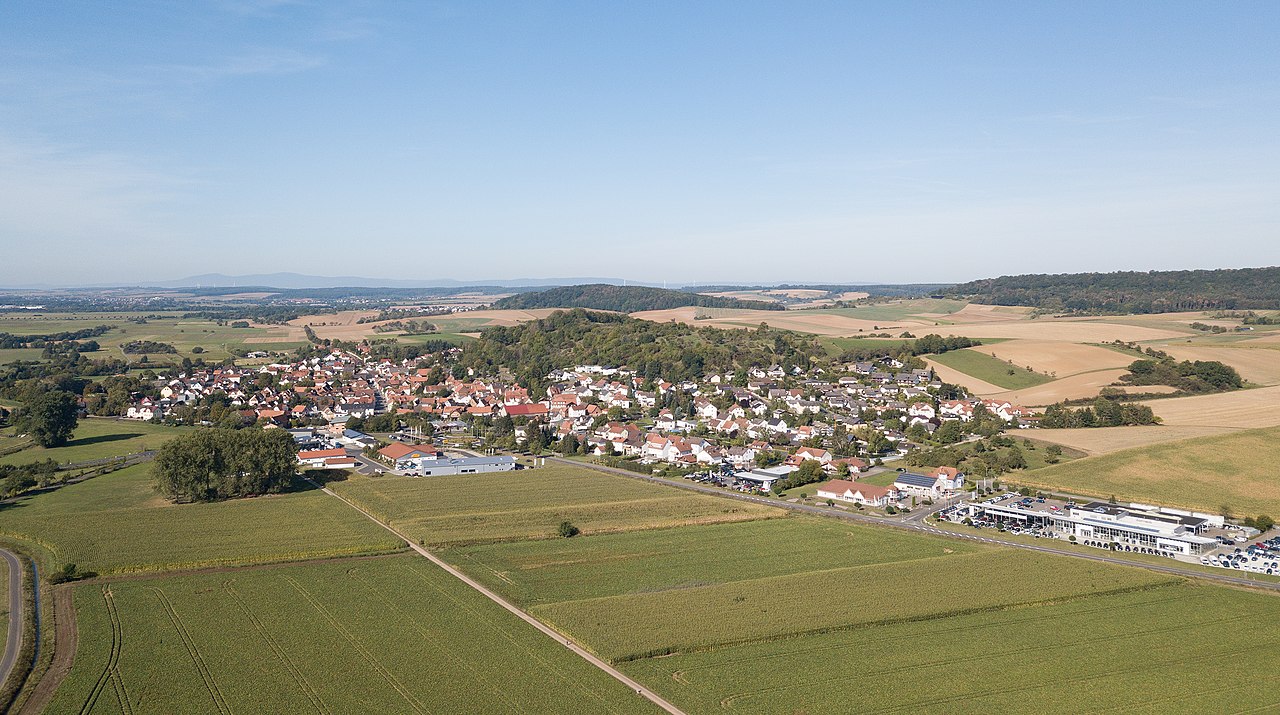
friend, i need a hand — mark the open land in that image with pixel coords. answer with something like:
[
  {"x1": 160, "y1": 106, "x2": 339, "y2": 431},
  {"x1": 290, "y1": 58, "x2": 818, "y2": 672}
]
[
  {"x1": 330, "y1": 465, "x2": 783, "y2": 547},
  {"x1": 0, "y1": 418, "x2": 189, "y2": 467},
  {"x1": 0, "y1": 463, "x2": 402, "y2": 575},
  {"x1": 1015, "y1": 426, "x2": 1280, "y2": 517},
  {"x1": 927, "y1": 349, "x2": 1053, "y2": 390},
  {"x1": 46, "y1": 555, "x2": 655, "y2": 715}
]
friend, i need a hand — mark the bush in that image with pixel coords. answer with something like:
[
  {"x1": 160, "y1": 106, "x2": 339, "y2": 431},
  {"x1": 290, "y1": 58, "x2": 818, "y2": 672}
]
[{"x1": 557, "y1": 520, "x2": 580, "y2": 538}]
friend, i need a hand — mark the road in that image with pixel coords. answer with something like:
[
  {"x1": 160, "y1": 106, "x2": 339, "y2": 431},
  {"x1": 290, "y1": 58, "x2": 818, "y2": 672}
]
[
  {"x1": 0, "y1": 548, "x2": 24, "y2": 693},
  {"x1": 309, "y1": 479, "x2": 687, "y2": 715},
  {"x1": 548, "y1": 457, "x2": 1280, "y2": 594}
]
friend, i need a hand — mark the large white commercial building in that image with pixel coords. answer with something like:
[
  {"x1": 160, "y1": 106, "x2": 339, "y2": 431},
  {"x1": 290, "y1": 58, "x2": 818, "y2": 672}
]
[
  {"x1": 409, "y1": 455, "x2": 517, "y2": 476},
  {"x1": 963, "y1": 499, "x2": 1221, "y2": 556}
]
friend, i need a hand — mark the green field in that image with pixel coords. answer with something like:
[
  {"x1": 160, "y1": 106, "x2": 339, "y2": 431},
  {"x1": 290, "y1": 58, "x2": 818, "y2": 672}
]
[
  {"x1": 0, "y1": 418, "x2": 190, "y2": 467},
  {"x1": 0, "y1": 464, "x2": 402, "y2": 574},
  {"x1": 394, "y1": 331, "x2": 477, "y2": 345},
  {"x1": 622, "y1": 582, "x2": 1280, "y2": 714},
  {"x1": 818, "y1": 336, "x2": 914, "y2": 356},
  {"x1": 331, "y1": 465, "x2": 782, "y2": 546},
  {"x1": 1017, "y1": 425, "x2": 1280, "y2": 517},
  {"x1": 445, "y1": 517, "x2": 973, "y2": 606},
  {"x1": 805, "y1": 298, "x2": 968, "y2": 322},
  {"x1": 47, "y1": 555, "x2": 655, "y2": 715},
  {"x1": 930, "y1": 347, "x2": 1054, "y2": 389}
]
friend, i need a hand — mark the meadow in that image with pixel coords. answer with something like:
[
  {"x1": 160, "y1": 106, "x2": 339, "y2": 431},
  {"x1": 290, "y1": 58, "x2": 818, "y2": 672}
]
[
  {"x1": 46, "y1": 555, "x2": 655, "y2": 715},
  {"x1": 621, "y1": 582, "x2": 1280, "y2": 714},
  {"x1": 1016, "y1": 425, "x2": 1280, "y2": 517},
  {"x1": 444, "y1": 517, "x2": 975, "y2": 606},
  {"x1": 0, "y1": 463, "x2": 402, "y2": 574},
  {"x1": 330, "y1": 465, "x2": 782, "y2": 546},
  {"x1": 0, "y1": 418, "x2": 189, "y2": 467},
  {"x1": 928, "y1": 348, "x2": 1054, "y2": 390}
]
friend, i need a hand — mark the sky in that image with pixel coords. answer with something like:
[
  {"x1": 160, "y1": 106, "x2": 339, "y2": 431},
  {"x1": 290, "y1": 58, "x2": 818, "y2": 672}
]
[{"x1": 1, "y1": 1, "x2": 1278, "y2": 287}]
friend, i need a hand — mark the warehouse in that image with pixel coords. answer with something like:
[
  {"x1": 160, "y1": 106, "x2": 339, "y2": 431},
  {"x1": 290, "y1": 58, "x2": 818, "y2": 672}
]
[{"x1": 407, "y1": 455, "x2": 517, "y2": 476}]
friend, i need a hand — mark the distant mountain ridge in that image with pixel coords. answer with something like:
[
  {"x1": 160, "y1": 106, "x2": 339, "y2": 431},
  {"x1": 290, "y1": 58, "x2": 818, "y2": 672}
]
[
  {"x1": 145, "y1": 273, "x2": 644, "y2": 290},
  {"x1": 492, "y1": 284, "x2": 785, "y2": 312}
]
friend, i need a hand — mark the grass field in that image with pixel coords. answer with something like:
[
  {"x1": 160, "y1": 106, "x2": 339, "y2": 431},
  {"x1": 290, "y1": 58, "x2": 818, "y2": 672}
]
[
  {"x1": 0, "y1": 418, "x2": 189, "y2": 467},
  {"x1": 47, "y1": 555, "x2": 655, "y2": 715},
  {"x1": 622, "y1": 582, "x2": 1280, "y2": 714},
  {"x1": 0, "y1": 464, "x2": 402, "y2": 574},
  {"x1": 330, "y1": 465, "x2": 782, "y2": 546},
  {"x1": 929, "y1": 348, "x2": 1054, "y2": 390},
  {"x1": 1016, "y1": 425, "x2": 1280, "y2": 517},
  {"x1": 444, "y1": 517, "x2": 974, "y2": 606}
]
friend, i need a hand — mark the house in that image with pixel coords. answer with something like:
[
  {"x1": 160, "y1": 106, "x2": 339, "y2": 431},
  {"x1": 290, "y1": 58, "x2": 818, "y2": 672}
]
[
  {"x1": 793, "y1": 447, "x2": 832, "y2": 465},
  {"x1": 893, "y1": 467, "x2": 964, "y2": 497},
  {"x1": 815, "y1": 479, "x2": 900, "y2": 507},
  {"x1": 503, "y1": 403, "x2": 550, "y2": 419},
  {"x1": 297, "y1": 447, "x2": 347, "y2": 468},
  {"x1": 125, "y1": 401, "x2": 163, "y2": 421}
]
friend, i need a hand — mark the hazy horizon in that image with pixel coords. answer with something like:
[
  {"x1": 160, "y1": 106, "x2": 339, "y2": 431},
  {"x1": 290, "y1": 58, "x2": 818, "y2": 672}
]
[{"x1": 3, "y1": 2, "x2": 1278, "y2": 285}]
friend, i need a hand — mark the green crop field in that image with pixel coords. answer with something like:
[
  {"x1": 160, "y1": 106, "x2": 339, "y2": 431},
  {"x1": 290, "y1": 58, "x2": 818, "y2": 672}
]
[
  {"x1": 818, "y1": 336, "x2": 914, "y2": 356},
  {"x1": 0, "y1": 417, "x2": 190, "y2": 467},
  {"x1": 444, "y1": 517, "x2": 975, "y2": 606},
  {"x1": 1017, "y1": 425, "x2": 1280, "y2": 517},
  {"x1": 530, "y1": 549, "x2": 1171, "y2": 662},
  {"x1": 47, "y1": 555, "x2": 656, "y2": 715},
  {"x1": 930, "y1": 348, "x2": 1054, "y2": 389},
  {"x1": 805, "y1": 298, "x2": 969, "y2": 322},
  {"x1": 0, "y1": 463, "x2": 402, "y2": 574},
  {"x1": 330, "y1": 465, "x2": 782, "y2": 546},
  {"x1": 622, "y1": 582, "x2": 1280, "y2": 714}
]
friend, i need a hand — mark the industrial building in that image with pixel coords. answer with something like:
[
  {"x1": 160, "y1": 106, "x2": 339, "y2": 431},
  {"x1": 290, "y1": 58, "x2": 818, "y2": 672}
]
[{"x1": 407, "y1": 455, "x2": 517, "y2": 476}]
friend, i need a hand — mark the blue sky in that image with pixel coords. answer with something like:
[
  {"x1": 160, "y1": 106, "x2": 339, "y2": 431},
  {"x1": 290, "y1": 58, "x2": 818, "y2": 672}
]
[{"x1": 2, "y1": 1, "x2": 1278, "y2": 286}]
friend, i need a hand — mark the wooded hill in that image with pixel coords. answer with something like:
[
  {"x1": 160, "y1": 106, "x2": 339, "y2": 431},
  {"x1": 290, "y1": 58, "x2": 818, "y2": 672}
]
[
  {"x1": 456, "y1": 309, "x2": 818, "y2": 394},
  {"x1": 946, "y1": 266, "x2": 1280, "y2": 314},
  {"x1": 492, "y1": 284, "x2": 784, "y2": 312}
]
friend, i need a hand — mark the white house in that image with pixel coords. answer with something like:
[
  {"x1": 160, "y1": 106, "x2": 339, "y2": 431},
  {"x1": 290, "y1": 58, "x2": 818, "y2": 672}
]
[{"x1": 815, "y1": 479, "x2": 900, "y2": 507}]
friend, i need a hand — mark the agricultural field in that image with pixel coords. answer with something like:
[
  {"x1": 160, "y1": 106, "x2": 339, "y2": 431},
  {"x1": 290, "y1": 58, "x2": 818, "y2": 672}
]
[
  {"x1": 1017, "y1": 425, "x2": 1280, "y2": 517},
  {"x1": 330, "y1": 464, "x2": 782, "y2": 546},
  {"x1": 928, "y1": 348, "x2": 1053, "y2": 390},
  {"x1": 622, "y1": 582, "x2": 1280, "y2": 714},
  {"x1": 47, "y1": 555, "x2": 655, "y2": 715},
  {"x1": 0, "y1": 463, "x2": 402, "y2": 575},
  {"x1": 294, "y1": 308, "x2": 560, "y2": 343},
  {"x1": 0, "y1": 417, "x2": 189, "y2": 467},
  {"x1": 1147, "y1": 343, "x2": 1280, "y2": 386},
  {"x1": 443, "y1": 517, "x2": 970, "y2": 606}
]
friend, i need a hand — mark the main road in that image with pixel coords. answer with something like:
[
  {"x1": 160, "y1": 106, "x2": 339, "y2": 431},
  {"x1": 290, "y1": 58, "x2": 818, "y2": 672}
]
[
  {"x1": 548, "y1": 457, "x2": 1280, "y2": 594},
  {"x1": 1, "y1": 548, "x2": 25, "y2": 692}
]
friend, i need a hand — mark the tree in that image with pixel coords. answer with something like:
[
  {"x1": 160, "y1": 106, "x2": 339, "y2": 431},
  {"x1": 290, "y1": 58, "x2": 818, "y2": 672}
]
[
  {"x1": 557, "y1": 520, "x2": 580, "y2": 538},
  {"x1": 153, "y1": 428, "x2": 298, "y2": 502},
  {"x1": 19, "y1": 390, "x2": 80, "y2": 447}
]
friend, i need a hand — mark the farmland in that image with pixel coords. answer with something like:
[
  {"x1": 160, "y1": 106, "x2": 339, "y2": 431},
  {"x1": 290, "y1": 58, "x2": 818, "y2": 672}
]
[
  {"x1": 928, "y1": 348, "x2": 1053, "y2": 390},
  {"x1": 46, "y1": 555, "x2": 655, "y2": 715},
  {"x1": 444, "y1": 517, "x2": 974, "y2": 606},
  {"x1": 330, "y1": 465, "x2": 782, "y2": 546},
  {"x1": 0, "y1": 464, "x2": 402, "y2": 574},
  {"x1": 622, "y1": 582, "x2": 1280, "y2": 714},
  {"x1": 0, "y1": 418, "x2": 189, "y2": 467},
  {"x1": 1016, "y1": 426, "x2": 1280, "y2": 517}
]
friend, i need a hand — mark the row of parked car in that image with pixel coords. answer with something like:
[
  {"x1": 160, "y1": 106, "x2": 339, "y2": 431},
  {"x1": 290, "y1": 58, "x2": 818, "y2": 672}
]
[{"x1": 1204, "y1": 535, "x2": 1280, "y2": 575}]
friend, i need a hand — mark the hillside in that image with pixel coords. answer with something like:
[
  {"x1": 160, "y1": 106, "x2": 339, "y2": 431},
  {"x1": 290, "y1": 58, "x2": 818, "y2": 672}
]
[
  {"x1": 492, "y1": 284, "x2": 784, "y2": 312},
  {"x1": 947, "y1": 266, "x2": 1280, "y2": 314}
]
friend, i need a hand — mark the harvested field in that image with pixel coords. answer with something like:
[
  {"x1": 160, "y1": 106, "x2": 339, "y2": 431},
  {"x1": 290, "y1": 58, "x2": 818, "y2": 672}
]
[
  {"x1": 1150, "y1": 344, "x2": 1280, "y2": 386},
  {"x1": 985, "y1": 368, "x2": 1130, "y2": 406},
  {"x1": 293, "y1": 308, "x2": 558, "y2": 342},
  {"x1": 917, "y1": 319, "x2": 1190, "y2": 342},
  {"x1": 1149, "y1": 385, "x2": 1280, "y2": 428},
  {"x1": 1029, "y1": 426, "x2": 1240, "y2": 455},
  {"x1": 979, "y1": 340, "x2": 1133, "y2": 377},
  {"x1": 922, "y1": 357, "x2": 1004, "y2": 394},
  {"x1": 1017, "y1": 426, "x2": 1280, "y2": 516},
  {"x1": 47, "y1": 556, "x2": 653, "y2": 714},
  {"x1": 633, "y1": 306, "x2": 905, "y2": 335}
]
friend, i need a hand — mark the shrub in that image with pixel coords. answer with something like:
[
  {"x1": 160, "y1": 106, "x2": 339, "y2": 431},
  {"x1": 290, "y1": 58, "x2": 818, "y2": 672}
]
[{"x1": 557, "y1": 520, "x2": 580, "y2": 538}]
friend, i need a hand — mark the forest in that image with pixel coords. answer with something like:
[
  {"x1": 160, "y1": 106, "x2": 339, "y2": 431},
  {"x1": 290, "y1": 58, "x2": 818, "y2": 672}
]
[
  {"x1": 946, "y1": 266, "x2": 1280, "y2": 313},
  {"x1": 492, "y1": 284, "x2": 784, "y2": 312}
]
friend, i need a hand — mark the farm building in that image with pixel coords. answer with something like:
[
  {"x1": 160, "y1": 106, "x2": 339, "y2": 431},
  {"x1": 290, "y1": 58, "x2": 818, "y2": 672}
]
[{"x1": 408, "y1": 455, "x2": 517, "y2": 476}]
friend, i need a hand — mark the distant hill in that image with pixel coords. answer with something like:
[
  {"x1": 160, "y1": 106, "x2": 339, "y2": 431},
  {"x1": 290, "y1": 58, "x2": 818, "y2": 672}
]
[
  {"x1": 947, "y1": 267, "x2": 1280, "y2": 314},
  {"x1": 146, "y1": 273, "x2": 633, "y2": 290},
  {"x1": 492, "y1": 284, "x2": 785, "y2": 312}
]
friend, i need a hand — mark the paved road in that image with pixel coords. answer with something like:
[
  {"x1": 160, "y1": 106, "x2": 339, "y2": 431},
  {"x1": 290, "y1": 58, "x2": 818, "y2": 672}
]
[
  {"x1": 309, "y1": 479, "x2": 687, "y2": 715},
  {"x1": 549, "y1": 457, "x2": 1280, "y2": 594},
  {"x1": 0, "y1": 548, "x2": 24, "y2": 692}
]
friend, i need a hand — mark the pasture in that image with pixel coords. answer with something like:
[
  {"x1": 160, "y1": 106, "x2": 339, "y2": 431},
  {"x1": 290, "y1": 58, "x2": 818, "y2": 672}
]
[
  {"x1": 47, "y1": 555, "x2": 654, "y2": 715},
  {"x1": 0, "y1": 418, "x2": 189, "y2": 467},
  {"x1": 531, "y1": 549, "x2": 1170, "y2": 662},
  {"x1": 928, "y1": 348, "x2": 1053, "y2": 390},
  {"x1": 622, "y1": 582, "x2": 1280, "y2": 714},
  {"x1": 1016, "y1": 425, "x2": 1280, "y2": 517},
  {"x1": 330, "y1": 465, "x2": 782, "y2": 546},
  {"x1": 444, "y1": 517, "x2": 976, "y2": 606},
  {"x1": 0, "y1": 464, "x2": 402, "y2": 574}
]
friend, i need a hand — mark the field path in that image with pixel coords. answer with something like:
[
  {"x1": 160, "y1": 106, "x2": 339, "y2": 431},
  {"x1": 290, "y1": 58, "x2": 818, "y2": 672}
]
[
  {"x1": 309, "y1": 479, "x2": 686, "y2": 715},
  {"x1": 17, "y1": 586, "x2": 77, "y2": 715}
]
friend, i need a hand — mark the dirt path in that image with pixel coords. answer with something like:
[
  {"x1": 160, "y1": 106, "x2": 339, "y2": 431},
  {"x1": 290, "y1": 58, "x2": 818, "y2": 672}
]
[
  {"x1": 312, "y1": 480, "x2": 687, "y2": 715},
  {"x1": 17, "y1": 586, "x2": 74, "y2": 715}
]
